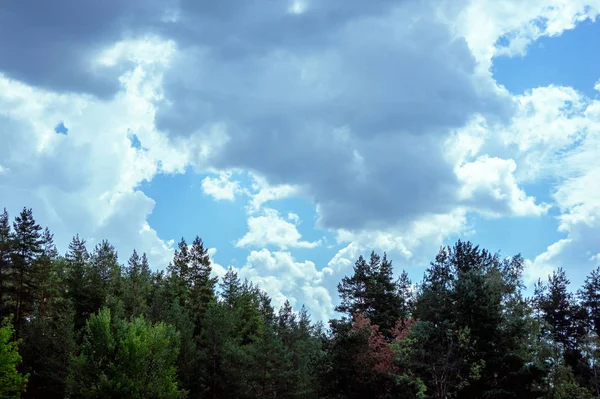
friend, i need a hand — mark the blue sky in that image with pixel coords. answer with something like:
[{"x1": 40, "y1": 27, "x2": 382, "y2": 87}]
[{"x1": 1, "y1": 0, "x2": 599, "y2": 321}]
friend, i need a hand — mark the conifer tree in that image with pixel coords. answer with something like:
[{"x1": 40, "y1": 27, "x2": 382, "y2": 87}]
[
  {"x1": 221, "y1": 266, "x2": 242, "y2": 308},
  {"x1": 65, "y1": 235, "x2": 93, "y2": 330},
  {"x1": 10, "y1": 207, "x2": 43, "y2": 332},
  {"x1": 0, "y1": 208, "x2": 12, "y2": 317}
]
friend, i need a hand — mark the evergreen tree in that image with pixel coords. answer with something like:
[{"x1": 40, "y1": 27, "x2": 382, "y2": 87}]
[
  {"x1": 124, "y1": 249, "x2": 152, "y2": 319},
  {"x1": 89, "y1": 240, "x2": 123, "y2": 319},
  {"x1": 36, "y1": 227, "x2": 59, "y2": 317},
  {"x1": 0, "y1": 208, "x2": 11, "y2": 318},
  {"x1": 21, "y1": 304, "x2": 75, "y2": 399},
  {"x1": 65, "y1": 235, "x2": 94, "y2": 331},
  {"x1": 336, "y1": 251, "x2": 402, "y2": 337},
  {"x1": 221, "y1": 266, "x2": 242, "y2": 308},
  {"x1": 10, "y1": 207, "x2": 43, "y2": 333},
  {"x1": 188, "y1": 236, "x2": 217, "y2": 328}
]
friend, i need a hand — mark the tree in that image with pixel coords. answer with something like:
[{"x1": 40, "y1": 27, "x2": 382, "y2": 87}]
[
  {"x1": 336, "y1": 251, "x2": 402, "y2": 337},
  {"x1": 20, "y1": 305, "x2": 75, "y2": 399},
  {"x1": 188, "y1": 236, "x2": 217, "y2": 328},
  {"x1": 221, "y1": 266, "x2": 242, "y2": 308},
  {"x1": 89, "y1": 240, "x2": 124, "y2": 319},
  {"x1": 0, "y1": 316, "x2": 29, "y2": 398},
  {"x1": 535, "y1": 268, "x2": 589, "y2": 388},
  {"x1": 9, "y1": 207, "x2": 43, "y2": 333},
  {"x1": 0, "y1": 208, "x2": 11, "y2": 318},
  {"x1": 36, "y1": 227, "x2": 59, "y2": 317},
  {"x1": 67, "y1": 307, "x2": 186, "y2": 399},
  {"x1": 65, "y1": 235, "x2": 94, "y2": 331},
  {"x1": 124, "y1": 250, "x2": 152, "y2": 319}
]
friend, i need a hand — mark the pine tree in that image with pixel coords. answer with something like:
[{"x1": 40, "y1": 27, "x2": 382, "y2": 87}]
[
  {"x1": 336, "y1": 251, "x2": 402, "y2": 337},
  {"x1": 65, "y1": 235, "x2": 93, "y2": 331},
  {"x1": 220, "y1": 266, "x2": 242, "y2": 308},
  {"x1": 10, "y1": 207, "x2": 43, "y2": 333},
  {"x1": 0, "y1": 208, "x2": 12, "y2": 317},
  {"x1": 167, "y1": 237, "x2": 191, "y2": 306},
  {"x1": 36, "y1": 227, "x2": 58, "y2": 317},
  {"x1": 90, "y1": 240, "x2": 123, "y2": 319},
  {"x1": 124, "y1": 249, "x2": 150, "y2": 318},
  {"x1": 188, "y1": 236, "x2": 217, "y2": 328}
]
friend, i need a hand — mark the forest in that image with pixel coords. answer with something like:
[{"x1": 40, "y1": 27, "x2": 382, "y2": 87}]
[{"x1": 0, "y1": 206, "x2": 599, "y2": 399}]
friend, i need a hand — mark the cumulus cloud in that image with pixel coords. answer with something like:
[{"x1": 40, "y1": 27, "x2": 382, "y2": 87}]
[
  {"x1": 201, "y1": 171, "x2": 246, "y2": 201},
  {"x1": 328, "y1": 208, "x2": 471, "y2": 271},
  {"x1": 236, "y1": 208, "x2": 320, "y2": 250},
  {"x1": 237, "y1": 249, "x2": 334, "y2": 321},
  {"x1": 0, "y1": 37, "x2": 188, "y2": 269},
  {"x1": 246, "y1": 175, "x2": 301, "y2": 214},
  {"x1": 470, "y1": 84, "x2": 600, "y2": 287},
  {"x1": 456, "y1": 155, "x2": 550, "y2": 217}
]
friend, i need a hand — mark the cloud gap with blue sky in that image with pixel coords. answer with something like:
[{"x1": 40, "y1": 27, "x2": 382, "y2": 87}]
[{"x1": 1, "y1": 0, "x2": 599, "y2": 321}]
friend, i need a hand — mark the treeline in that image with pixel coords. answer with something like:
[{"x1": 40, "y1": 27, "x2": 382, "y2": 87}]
[{"x1": 0, "y1": 206, "x2": 599, "y2": 398}]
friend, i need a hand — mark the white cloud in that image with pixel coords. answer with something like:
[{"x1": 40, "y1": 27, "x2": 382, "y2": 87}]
[
  {"x1": 457, "y1": 0, "x2": 600, "y2": 68},
  {"x1": 201, "y1": 171, "x2": 246, "y2": 201},
  {"x1": 461, "y1": 84, "x2": 600, "y2": 288},
  {"x1": 0, "y1": 37, "x2": 192, "y2": 269},
  {"x1": 246, "y1": 174, "x2": 301, "y2": 214},
  {"x1": 287, "y1": 212, "x2": 300, "y2": 224},
  {"x1": 236, "y1": 249, "x2": 334, "y2": 321},
  {"x1": 207, "y1": 247, "x2": 228, "y2": 279},
  {"x1": 329, "y1": 208, "x2": 470, "y2": 271},
  {"x1": 236, "y1": 208, "x2": 320, "y2": 250},
  {"x1": 456, "y1": 155, "x2": 550, "y2": 217},
  {"x1": 524, "y1": 239, "x2": 572, "y2": 285}
]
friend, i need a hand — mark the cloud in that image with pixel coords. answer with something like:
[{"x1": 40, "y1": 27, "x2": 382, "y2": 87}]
[
  {"x1": 155, "y1": 0, "x2": 515, "y2": 232},
  {"x1": 237, "y1": 249, "x2": 334, "y2": 321},
  {"x1": 328, "y1": 208, "x2": 471, "y2": 272},
  {"x1": 457, "y1": 0, "x2": 600, "y2": 68},
  {"x1": 456, "y1": 155, "x2": 550, "y2": 217},
  {"x1": 524, "y1": 239, "x2": 573, "y2": 285},
  {"x1": 201, "y1": 171, "x2": 246, "y2": 201},
  {"x1": 246, "y1": 174, "x2": 301, "y2": 214},
  {"x1": 0, "y1": 37, "x2": 187, "y2": 269},
  {"x1": 1, "y1": 0, "x2": 599, "y2": 324},
  {"x1": 0, "y1": 0, "x2": 176, "y2": 97},
  {"x1": 235, "y1": 208, "x2": 320, "y2": 250},
  {"x1": 466, "y1": 83, "x2": 600, "y2": 287}
]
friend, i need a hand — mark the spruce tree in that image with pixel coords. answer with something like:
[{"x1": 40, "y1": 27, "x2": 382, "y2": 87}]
[
  {"x1": 10, "y1": 207, "x2": 43, "y2": 333},
  {"x1": 0, "y1": 208, "x2": 12, "y2": 318}
]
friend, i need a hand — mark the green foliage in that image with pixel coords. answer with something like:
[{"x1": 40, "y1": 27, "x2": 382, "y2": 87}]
[
  {"x1": 0, "y1": 316, "x2": 29, "y2": 398},
  {"x1": 67, "y1": 307, "x2": 186, "y2": 399}
]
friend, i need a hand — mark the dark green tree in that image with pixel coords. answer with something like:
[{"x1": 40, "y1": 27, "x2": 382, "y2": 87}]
[
  {"x1": 0, "y1": 208, "x2": 11, "y2": 318},
  {"x1": 336, "y1": 251, "x2": 402, "y2": 337},
  {"x1": 221, "y1": 266, "x2": 242, "y2": 308},
  {"x1": 10, "y1": 207, "x2": 43, "y2": 333}
]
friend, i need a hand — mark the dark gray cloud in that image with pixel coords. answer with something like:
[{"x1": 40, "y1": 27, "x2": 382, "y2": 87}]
[
  {"x1": 155, "y1": 1, "x2": 514, "y2": 230},
  {"x1": 0, "y1": 0, "x2": 170, "y2": 96},
  {"x1": 0, "y1": 0, "x2": 516, "y2": 231}
]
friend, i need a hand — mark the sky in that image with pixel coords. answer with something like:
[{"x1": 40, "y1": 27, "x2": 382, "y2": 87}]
[{"x1": 1, "y1": 0, "x2": 599, "y2": 322}]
